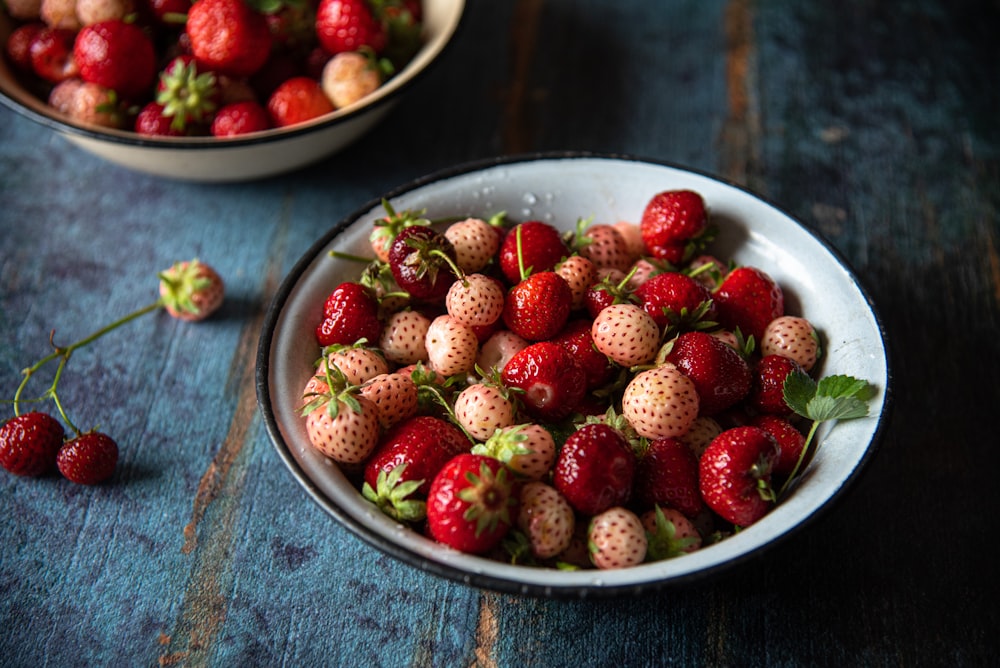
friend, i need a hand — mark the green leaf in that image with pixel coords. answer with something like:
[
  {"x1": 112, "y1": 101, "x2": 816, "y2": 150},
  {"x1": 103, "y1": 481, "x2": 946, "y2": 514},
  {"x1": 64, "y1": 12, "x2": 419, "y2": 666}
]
[
  {"x1": 816, "y1": 374, "x2": 870, "y2": 401},
  {"x1": 782, "y1": 369, "x2": 817, "y2": 417},
  {"x1": 806, "y1": 394, "x2": 870, "y2": 422}
]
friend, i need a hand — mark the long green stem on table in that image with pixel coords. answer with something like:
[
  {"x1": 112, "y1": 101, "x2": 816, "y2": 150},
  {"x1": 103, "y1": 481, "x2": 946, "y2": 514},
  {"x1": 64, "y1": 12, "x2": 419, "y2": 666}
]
[{"x1": 12, "y1": 299, "x2": 164, "y2": 433}]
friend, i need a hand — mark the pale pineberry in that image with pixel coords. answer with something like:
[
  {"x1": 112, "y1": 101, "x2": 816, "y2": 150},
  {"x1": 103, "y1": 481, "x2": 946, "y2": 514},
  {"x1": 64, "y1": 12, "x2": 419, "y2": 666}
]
[
  {"x1": 588, "y1": 506, "x2": 648, "y2": 570},
  {"x1": 591, "y1": 303, "x2": 660, "y2": 367},
  {"x1": 517, "y1": 481, "x2": 576, "y2": 560},
  {"x1": 621, "y1": 363, "x2": 700, "y2": 439}
]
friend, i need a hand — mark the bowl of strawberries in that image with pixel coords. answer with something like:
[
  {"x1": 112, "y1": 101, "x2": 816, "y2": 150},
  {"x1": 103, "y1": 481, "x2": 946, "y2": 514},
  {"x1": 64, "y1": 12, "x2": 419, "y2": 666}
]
[
  {"x1": 256, "y1": 152, "x2": 892, "y2": 597},
  {"x1": 0, "y1": 0, "x2": 464, "y2": 181}
]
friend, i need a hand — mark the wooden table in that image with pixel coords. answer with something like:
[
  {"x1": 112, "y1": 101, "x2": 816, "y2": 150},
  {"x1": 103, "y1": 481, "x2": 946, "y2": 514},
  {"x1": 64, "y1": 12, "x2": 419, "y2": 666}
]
[{"x1": 2, "y1": 1, "x2": 997, "y2": 665}]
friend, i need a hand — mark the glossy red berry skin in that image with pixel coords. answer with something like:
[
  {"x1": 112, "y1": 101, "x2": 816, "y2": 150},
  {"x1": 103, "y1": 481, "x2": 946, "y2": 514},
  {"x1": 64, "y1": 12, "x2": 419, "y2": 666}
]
[
  {"x1": 0, "y1": 412, "x2": 65, "y2": 477},
  {"x1": 57, "y1": 432, "x2": 119, "y2": 485}
]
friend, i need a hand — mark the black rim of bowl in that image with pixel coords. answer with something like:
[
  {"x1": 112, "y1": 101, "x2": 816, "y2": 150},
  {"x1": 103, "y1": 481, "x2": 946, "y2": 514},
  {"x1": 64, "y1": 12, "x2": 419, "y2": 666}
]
[
  {"x1": 254, "y1": 150, "x2": 894, "y2": 598},
  {"x1": 0, "y1": 4, "x2": 467, "y2": 150}
]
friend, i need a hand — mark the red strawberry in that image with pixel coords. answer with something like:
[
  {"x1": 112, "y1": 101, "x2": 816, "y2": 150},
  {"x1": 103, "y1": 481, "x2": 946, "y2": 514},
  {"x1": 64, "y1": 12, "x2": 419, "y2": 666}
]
[
  {"x1": 187, "y1": 0, "x2": 273, "y2": 78},
  {"x1": 590, "y1": 303, "x2": 660, "y2": 368},
  {"x1": 501, "y1": 341, "x2": 587, "y2": 422},
  {"x1": 28, "y1": 27, "x2": 79, "y2": 84},
  {"x1": 750, "y1": 414, "x2": 807, "y2": 478},
  {"x1": 315, "y1": 282, "x2": 382, "y2": 347},
  {"x1": 699, "y1": 426, "x2": 780, "y2": 527},
  {"x1": 266, "y1": 76, "x2": 336, "y2": 127},
  {"x1": 635, "y1": 271, "x2": 716, "y2": 332},
  {"x1": 549, "y1": 319, "x2": 616, "y2": 390},
  {"x1": 6, "y1": 23, "x2": 43, "y2": 72},
  {"x1": 316, "y1": 0, "x2": 388, "y2": 55},
  {"x1": 74, "y1": 20, "x2": 156, "y2": 99},
  {"x1": 583, "y1": 269, "x2": 635, "y2": 320},
  {"x1": 760, "y1": 315, "x2": 820, "y2": 371},
  {"x1": 426, "y1": 453, "x2": 519, "y2": 554},
  {"x1": 714, "y1": 266, "x2": 784, "y2": 342},
  {"x1": 748, "y1": 354, "x2": 804, "y2": 416},
  {"x1": 553, "y1": 423, "x2": 635, "y2": 516},
  {"x1": 56, "y1": 432, "x2": 118, "y2": 485},
  {"x1": 156, "y1": 56, "x2": 220, "y2": 133},
  {"x1": 501, "y1": 271, "x2": 572, "y2": 341},
  {"x1": 621, "y1": 364, "x2": 700, "y2": 439},
  {"x1": 0, "y1": 412, "x2": 65, "y2": 477},
  {"x1": 364, "y1": 415, "x2": 470, "y2": 496},
  {"x1": 517, "y1": 481, "x2": 575, "y2": 559},
  {"x1": 135, "y1": 102, "x2": 189, "y2": 137},
  {"x1": 158, "y1": 260, "x2": 225, "y2": 322},
  {"x1": 633, "y1": 436, "x2": 704, "y2": 519},
  {"x1": 640, "y1": 190, "x2": 708, "y2": 258},
  {"x1": 587, "y1": 506, "x2": 647, "y2": 569},
  {"x1": 498, "y1": 221, "x2": 568, "y2": 285},
  {"x1": 211, "y1": 101, "x2": 272, "y2": 136},
  {"x1": 663, "y1": 331, "x2": 751, "y2": 416},
  {"x1": 388, "y1": 225, "x2": 460, "y2": 301}
]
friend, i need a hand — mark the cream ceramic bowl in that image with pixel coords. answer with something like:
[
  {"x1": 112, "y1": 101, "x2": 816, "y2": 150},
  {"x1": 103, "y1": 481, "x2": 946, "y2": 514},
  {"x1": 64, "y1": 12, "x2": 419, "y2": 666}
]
[
  {"x1": 256, "y1": 153, "x2": 892, "y2": 597},
  {"x1": 0, "y1": 0, "x2": 464, "y2": 182}
]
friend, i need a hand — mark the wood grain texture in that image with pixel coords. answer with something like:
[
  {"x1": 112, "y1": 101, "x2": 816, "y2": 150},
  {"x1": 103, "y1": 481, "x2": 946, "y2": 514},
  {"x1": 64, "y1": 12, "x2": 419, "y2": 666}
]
[{"x1": 1, "y1": 1, "x2": 998, "y2": 665}]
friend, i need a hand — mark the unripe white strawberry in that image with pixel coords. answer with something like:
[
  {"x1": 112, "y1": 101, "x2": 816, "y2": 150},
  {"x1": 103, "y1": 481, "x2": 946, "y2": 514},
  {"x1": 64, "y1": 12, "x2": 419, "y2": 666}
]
[
  {"x1": 612, "y1": 221, "x2": 645, "y2": 263},
  {"x1": 453, "y1": 383, "x2": 515, "y2": 442},
  {"x1": 679, "y1": 415, "x2": 723, "y2": 458},
  {"x1": 444, "y1": 217, "x2": 500, "y2": 273},
  {"x1": 761, "y1": 315, "x2": 820, "y2": 371},
  {"x1": 588, "y1": 506, "x2": 648, "y2": 570},
  {"x1": 158, "y1": 259, "x2": 225, "y2": 322},
  {"x1": 555, "y1": 255, "x2": 598, "y2": 310},
  {"x1": 305, "y1": 395, "x2": 380, "y2": 464},
  {"x1": 626, "y1": 258, "x2": 659, "y2": 290},
  {"x1": 578, "y1": 223, "x2": 632, "y2": 272},
  {"x1": 622, "y1": 363, "x2": 700, "y2": 439},
  {"x1": 300, "y1": 374, "x2": 329, "y2": 410},
  {"x1": 474, "y1": 423, "x2": 555, "y2": 480},
  {"x1": 76, "y1": 0, "x2": 134, "y2": 25},
  {"x1": 476, "y1": 329, "x2": 528, "y2": 374},
  {"x1": 325, "y1": 347, "x2": 388, "y2": 385},
  {"x1": 379, "y1": 310, "x2": 430, "y2": 365},
  {"x1": 591, "y1": 303, "x2": 660, "y2": 367},
  {"x1": 321, "y1": 50, "x2": 381, "y2": 108},
  {"x1": 709, "y1": 329, "x2": 740, "y2": 350},
  {"x1": 425, "y1": 314, "x2": 479, "y2": 377},
  {"x1": 360, "y1": 372, "x2": 418, "y2": 429},
  {"x1": 517, "y1": 481, "x2": 575, "y2": 559},
  {"x1": 446, "y1": 273, "x2": 505, "y2": 328}
]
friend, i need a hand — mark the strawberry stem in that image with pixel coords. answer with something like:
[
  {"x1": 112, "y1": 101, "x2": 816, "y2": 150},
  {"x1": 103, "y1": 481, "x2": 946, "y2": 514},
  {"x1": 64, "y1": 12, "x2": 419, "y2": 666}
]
[
  {"x1": 328, "y1": 249, "x2": 377, "y2": 263},
  {"x1": 777, "y1": 419, "x2": 822, "y2": 498}
]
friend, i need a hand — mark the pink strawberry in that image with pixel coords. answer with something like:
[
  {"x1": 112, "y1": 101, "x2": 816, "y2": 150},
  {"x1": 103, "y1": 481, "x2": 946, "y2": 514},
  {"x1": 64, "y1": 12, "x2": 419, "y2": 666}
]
[
  {"x1": 634, "y1": 271, "x2": 717, "y2": 332},
  {"x1": 714, "y1": 266, "x2": 784, "y2": 342},
  {"x1": 444, "y1": 217, "x2": 502, "y2": 274},
  {"x1": 500, "y1": 341, "x2": 586, "y2": 421},
  {"x1": 452, "y1": 383, "x2": 516, "y2": 442},
  {"x1": 516, "y1": 481, "x2": 576, "y2": 559},
  {"x1": 324, "y1": 345, "x2": 389, "y2": 385},
  {"x1": 612, "y1": 221, "x2": 645, "y2": 262},
  {"x1": 473, "y1": 423, "x2": 556, "y2": 480},
  {"x1": 641, "y1": 506, "x2": 702, "y2": 559},
  {"x1": 555, "y1": 255, "x2": 598, "y2": 310},
  {"x1": 748, "y1": 354, "x2": 805, "y2": 416},
  {"x1": 588, "y1": 506, "x2": 647, "y2": 569},
  {"x1": 426, "y1": 454, "x2": 519, "y2": 554},
  {"x1": 378, "y1": 310, "x2": 430, "y2": 365},
  {"x1": 751, "y1": 414, "x2": 807, "y2": 478},
  {"x1": 303, "y1": 369, "x2": 380, "y2": 465},
  {"x1": 621, "y1": 364, "x2": 700, "y2": 439},
  {"x1": 359, "y1": 372, "x2": 418, "y2": 429},
  {"x1": 498, "y1": 221, "x2": 568, "y2": 285},
  {"x1": 553, "y1": 423, "x2": 635, "y2": 516},
  {"x1": 158, "y1": 260, "x2": 225, "y2": 322},
  {"x1": 576, "y1": 223, "x2": 633, "y2": 272},
  {"x1": 501, "y1": 271, "x2": 572, "y2": 341},
  {"x1": 760, "y1": 315, "x2": 820, "y2": 371},
  {"x1": 640, "y1": 190, "x2": 709, "y2": 259},
  {"x1": 633, "y1": 436, "x2": 704, "y2": 519},
  {"x1": 424, "y1": 314, "x2": 479, "y2": 377},
  {"x1": 476, "y1": 329, "x2": 529, "y2": 375},
  {"x1": 315, "y1": 282, "x2": 382, "y2": 347},
  {"x1": 446, "y1": 273, "x2": 505, "y2": 329},
  {"x1": 388, "y1": 225, "x2": 460, "y2": 301},
  {"x1": 321, "y1": 50, "x2": 383, "y2": 108},
  {"x1": 56, "y1": 432, "x2": 118, "y2": 485},
  {"x1": 663, "y1": 331, "x2": 751, "y2": 416},
  {"x1": 678, "y1": 416, "x2": 723, "y2": 459},
  {"x1": 699, "y1": 426, "x2": 780, "y2": 527},
  {"x1": 590, "y1": 303, "x2": 660, "y2": 367},
  {"x1": 0, "y1": 412, "x2": 65, "y2": 477}
]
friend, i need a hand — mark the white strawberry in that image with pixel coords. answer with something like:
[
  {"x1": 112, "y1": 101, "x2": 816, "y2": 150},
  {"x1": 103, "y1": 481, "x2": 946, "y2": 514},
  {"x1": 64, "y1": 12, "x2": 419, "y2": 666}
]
[
  {"x1": 444, "y1": 217, "x2": 500, "y2": 273},
  {"x1": 555, "y1": 255, "x2": 598, "y2": 310},
  {"x1": 303, "y1": 369, "x2": 381, "y2": 465},
  {"x1": 621, "y1": 363, "x2": 700, "y2": 439},
  {"x1": 445, "y1": 273, "x2": 505, "y2": 329},
  {"x1": 379, "y1": 310, "x2": 431, "y2": 366},
  {"x1": 452, "y1": 383, "x2": 515, "y2": 442},
  {"x1": 588, "y1": 506, "x2": 648, "y2": 569},
  {"x1": 425, "y1": 314, "x2": 479, "y2": 377},
  {"x1": 761, "y1": 315, "x2": 820, "y2": 371},
  {"x1": 679, "y1": 415, "x2": 723, "y2": 458},
  {"x1": 612, "y1": 220, "x2": 645, "y2": 263},
  {"x1": 476, "y1": 329, "x2": 528, "y2": 375},
  {"x1": 517, "y1": 481, "x2": 575, "y2": 559},
  {"x1": 360, "y1": 372, "x2": 419, "y2": 429},
  {"x1": 641, "y1": 506, "x2": 702, "y2": 559},
  {"x1": 591, "y1": 303, "x2": 661, "y2": 367},
  {"x1": 300, "y1": 374, "x2": 329, "y2": 410},
  {"x1": 473, "y1": 423, "x2": 555, "y2": 480},
  {"x1": 324, "y1": 346, "x2": 389, "y2": 385},
  {"x1": 626, "y1": 258, "x2": 660, "y2": 291},
  {"x1": 578, "y1": 223, "x2": 632, "y2": 272}
]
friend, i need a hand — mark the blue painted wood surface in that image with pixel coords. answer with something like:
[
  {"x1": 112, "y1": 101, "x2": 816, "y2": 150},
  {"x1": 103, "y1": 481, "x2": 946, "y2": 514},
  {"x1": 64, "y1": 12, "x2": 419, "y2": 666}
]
[{"x1": 2, "y1": 1, "x2": 998, "y2": 665}]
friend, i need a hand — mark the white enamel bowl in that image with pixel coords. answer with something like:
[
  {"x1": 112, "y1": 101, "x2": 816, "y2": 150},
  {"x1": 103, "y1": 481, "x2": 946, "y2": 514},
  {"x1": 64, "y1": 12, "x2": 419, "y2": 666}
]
[
  {"x1": 0, "y1": 0, "x2": 464, "y2": 182},
  {"x1": 256, "y1": 153, "x2": 892, "y2": 597}
]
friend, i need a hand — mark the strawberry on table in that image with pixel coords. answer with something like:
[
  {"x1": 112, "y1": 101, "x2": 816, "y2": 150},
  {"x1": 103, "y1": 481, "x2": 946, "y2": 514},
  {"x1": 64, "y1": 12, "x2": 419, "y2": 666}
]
[
  {"x1": 699, "y1": 425, "x2": 780, "y2": 527},
  {"x1": 426, "y1": 454, "x2": 519, "y2": 555},
  {"x1": 0, "y1": 412, "x2": 65, "y2": 477},
  {"x1": 553, "y1": 423, "x2": 635, "y2": 516},
  {"x1": 56, "y1": 431, "x2": 119, "y2": 485},
  {"x1": 158, "y1": 259, "x2": 225, "y2": 322}
]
